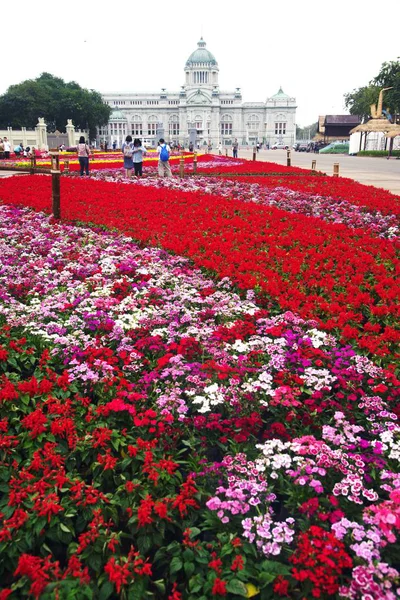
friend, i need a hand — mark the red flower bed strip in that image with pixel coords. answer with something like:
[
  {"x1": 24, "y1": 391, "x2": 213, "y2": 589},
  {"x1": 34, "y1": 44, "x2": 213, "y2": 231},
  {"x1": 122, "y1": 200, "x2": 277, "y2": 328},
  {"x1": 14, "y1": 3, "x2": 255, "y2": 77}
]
[
  {"x1": 221, "y1": 174, "x2": 400, "y2": 218},
  {"x1": 0, "y1": 175, "x2": 399, "y2": 362}
]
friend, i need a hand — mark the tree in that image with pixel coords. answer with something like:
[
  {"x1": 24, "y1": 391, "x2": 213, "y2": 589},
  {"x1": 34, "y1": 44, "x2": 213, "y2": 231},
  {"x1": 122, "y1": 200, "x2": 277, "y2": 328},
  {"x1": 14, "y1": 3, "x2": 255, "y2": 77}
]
[
  {"x1": 296, "y1": 122, "x2": 318, "y2": 140},
  {"x1": 344, "y1": 60, "x2": 400, "y2": 122},
  {"x1": 344, "y1": 85, "x2": 380, "y2": 121},
  {"x1": 0, "y1": 73, "x2": 111, "y2": 140},
  {"x1": 372, "y1": 60, "x2": 400, "y2": 116}
]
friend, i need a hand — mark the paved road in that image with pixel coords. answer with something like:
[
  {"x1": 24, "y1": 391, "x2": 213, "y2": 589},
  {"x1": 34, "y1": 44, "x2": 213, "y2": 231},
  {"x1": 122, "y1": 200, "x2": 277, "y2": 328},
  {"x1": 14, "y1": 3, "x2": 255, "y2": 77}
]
[{"x1": 218, "y1": 148, "x2": 400, "y2": 196}]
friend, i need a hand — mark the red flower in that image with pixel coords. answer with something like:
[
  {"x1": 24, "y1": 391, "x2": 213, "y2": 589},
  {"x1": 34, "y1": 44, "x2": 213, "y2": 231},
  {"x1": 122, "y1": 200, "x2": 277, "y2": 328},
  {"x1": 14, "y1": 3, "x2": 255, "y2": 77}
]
[
  {"x1": 212, "y1": 577, "x2": 227, "y2": 596},
  {"x1": 274, "y1": 576, "x2": 289, "y2": 596}
]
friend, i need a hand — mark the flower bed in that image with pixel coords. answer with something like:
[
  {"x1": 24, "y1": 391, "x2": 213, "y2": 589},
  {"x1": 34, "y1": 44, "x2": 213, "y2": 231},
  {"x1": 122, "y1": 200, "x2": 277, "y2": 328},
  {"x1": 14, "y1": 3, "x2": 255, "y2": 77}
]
[
  {"x1": 0, "y1": 205, "x2": 399, "y2": 599},
  {"x1": 0, "y1": 175, "x2": 398, "y2": 364}
]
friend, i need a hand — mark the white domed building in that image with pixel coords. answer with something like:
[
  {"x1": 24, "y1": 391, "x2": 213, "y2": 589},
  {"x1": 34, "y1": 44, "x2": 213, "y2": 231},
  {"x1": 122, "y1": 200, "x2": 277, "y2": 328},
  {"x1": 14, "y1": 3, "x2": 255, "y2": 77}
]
[{"x1": 99, "y1": 39, "x2": 296, "y2": 149}]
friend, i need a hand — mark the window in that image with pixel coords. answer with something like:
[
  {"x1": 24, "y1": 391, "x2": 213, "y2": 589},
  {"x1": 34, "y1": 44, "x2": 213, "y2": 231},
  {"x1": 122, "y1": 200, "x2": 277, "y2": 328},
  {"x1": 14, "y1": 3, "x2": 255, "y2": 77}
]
[
  {"x1": 274, "y1": 122, "x2": 287, "y2": 135},
  {"x1": 131, "y1": 114, "x2": 142, "y2": 136},
  {"x1": 147, "y1": 114, "x2": 159, "y2": 136},
  {"x1": 169, "y1": 114, "x2": 179, "y2": 136},
  {"x1": 221, "y1": 114, "x2": 233, "y2": 136},
  {"x1": 247, "y1": 114, "x2": 260, "y2": 131}
]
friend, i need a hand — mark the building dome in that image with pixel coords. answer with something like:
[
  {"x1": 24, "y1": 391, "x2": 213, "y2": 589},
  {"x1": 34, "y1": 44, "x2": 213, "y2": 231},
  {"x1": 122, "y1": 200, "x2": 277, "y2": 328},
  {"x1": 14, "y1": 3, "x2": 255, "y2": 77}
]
[
  {"x1": 186, "y1": 38, "x2": 217, "y2": 66},
  {"x1": 271, "y1": 87, "x2": 290, "y2": 99},
  {"x1": 110, "y1": 109, "x2": 126, "y2": 121}
]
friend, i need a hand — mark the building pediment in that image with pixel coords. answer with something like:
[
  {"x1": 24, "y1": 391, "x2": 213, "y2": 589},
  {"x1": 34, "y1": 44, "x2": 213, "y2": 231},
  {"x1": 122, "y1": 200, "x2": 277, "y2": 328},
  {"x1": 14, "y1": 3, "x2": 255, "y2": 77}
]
[{"x1": 187, "y1": 89, "x2": 211, "y2": 105}]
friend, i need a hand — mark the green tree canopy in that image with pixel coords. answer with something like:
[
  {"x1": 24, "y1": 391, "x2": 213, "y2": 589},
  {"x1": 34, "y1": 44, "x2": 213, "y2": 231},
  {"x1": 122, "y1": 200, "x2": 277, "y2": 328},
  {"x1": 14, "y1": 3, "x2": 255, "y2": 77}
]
[
  {"x1": 296, "y1": 122, "x2": 318, "y2": 140},
  {"x1": 344, "y1": 60, "x2": 400, "y2": 121},
  {"x1": 0, "y1": 73, "x2": 111, "y2": 140},
  {"x1": 373, "y1": 60, "x2": 400, "y2": 115},
  {"x1": 344, "y1": 85, "x2": 381, "y2": 120}
]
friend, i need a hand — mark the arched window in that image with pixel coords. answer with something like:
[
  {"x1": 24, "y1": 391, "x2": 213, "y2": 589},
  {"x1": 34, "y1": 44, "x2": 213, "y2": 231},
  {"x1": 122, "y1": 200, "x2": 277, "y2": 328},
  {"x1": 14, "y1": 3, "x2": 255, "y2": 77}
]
[
  {"x1": 194, "y1": 114, "x2": 203, "y2": 132},
  {"x1": 221, "y1": 114, "x2": 233, "y2": 136},
  {"x1": 247, "y1": 114, "x2": 260, "y2": 131},
  {"x1": 147, "y1": 114, "x2": 159, "y2": 136},
  {"x1": 274, "y1": 113, "x2": 287, "y2": 136},
  {"x1": 131, "y1": 114, "x2": 142, "y2": 136},
  {"x1": 169, "y1": 114, "x2": 179, "y2": 137}
]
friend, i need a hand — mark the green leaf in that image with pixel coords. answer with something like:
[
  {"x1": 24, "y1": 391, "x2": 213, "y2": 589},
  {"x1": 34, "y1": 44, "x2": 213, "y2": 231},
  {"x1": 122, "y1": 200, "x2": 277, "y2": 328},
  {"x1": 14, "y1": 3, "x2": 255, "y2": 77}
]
[
  {"x1": 184, "y1": 561, "x2": 195, "y2": 578},
  {"x1": 261, "y1": 560, "x2": 290, "y2": 576},
  {"x1": 59, "y1": 523, "x2": 71, "y2": 533},
  {"x1": 170, "y1": 557, "x2": 183, "y2": 575},
  {"x1": 226, "y1": 578, "x2": 248, "y2": 597},
  {"x1": 98, "y1": 581, "x2": 114, "y2": 600},
  {"x1": 153, "y1": 580, "x2": 166, "y2": 595}
]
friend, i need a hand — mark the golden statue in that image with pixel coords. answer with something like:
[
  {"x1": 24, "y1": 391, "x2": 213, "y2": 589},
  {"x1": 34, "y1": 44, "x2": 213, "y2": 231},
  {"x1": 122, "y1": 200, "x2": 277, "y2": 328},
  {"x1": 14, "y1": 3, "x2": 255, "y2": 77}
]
[{"x1": 370, "y1": 87, "x2": 393, "y2": 119}]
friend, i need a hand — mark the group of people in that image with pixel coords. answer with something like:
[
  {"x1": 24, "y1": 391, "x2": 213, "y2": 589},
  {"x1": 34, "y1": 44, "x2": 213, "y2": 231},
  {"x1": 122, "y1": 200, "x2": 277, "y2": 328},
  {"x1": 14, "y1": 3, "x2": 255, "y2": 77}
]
[
  {"x1": 122, "y1": 136, "x2": 172, "y2": 179},
  {"x1": 0, "y1": 137, "x2": 32, "y2": 159},
  {"x1": 76, "y1": 135, "x2": 173, "y2": 179}
]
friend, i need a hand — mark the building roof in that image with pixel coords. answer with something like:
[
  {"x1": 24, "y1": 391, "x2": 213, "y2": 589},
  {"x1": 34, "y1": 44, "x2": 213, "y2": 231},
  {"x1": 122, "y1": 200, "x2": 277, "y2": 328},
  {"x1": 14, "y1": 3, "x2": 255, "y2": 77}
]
[
  {"x1": 186, "y1": 38, "x2": 217, "y2": 67},
  {"x1": 110, "y1": 110, "x2": 126, "y2": 121},
  {"x1": 271, "y1": 87, "x2": 290, "y2": 99},
  {"x1": 325, "y1": 115, "x2": 361, "y2": 125}
]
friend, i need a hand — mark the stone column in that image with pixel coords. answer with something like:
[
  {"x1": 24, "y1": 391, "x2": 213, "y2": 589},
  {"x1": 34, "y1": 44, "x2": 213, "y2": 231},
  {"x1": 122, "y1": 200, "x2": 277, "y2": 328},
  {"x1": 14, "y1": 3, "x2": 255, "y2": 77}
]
[
  {"x1": 35, "y1": 118, "x2": 48, "y2": 150},
  {"x1": 66, "y1": 119, "x2": 75, "y2": 147}
]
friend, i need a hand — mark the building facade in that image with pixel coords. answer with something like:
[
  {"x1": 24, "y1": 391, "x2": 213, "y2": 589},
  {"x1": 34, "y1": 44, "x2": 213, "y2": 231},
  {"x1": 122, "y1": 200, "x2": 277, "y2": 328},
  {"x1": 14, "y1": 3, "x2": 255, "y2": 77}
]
[{"x1": 99, "y1": 39, "x2": 296, "y2": 148}]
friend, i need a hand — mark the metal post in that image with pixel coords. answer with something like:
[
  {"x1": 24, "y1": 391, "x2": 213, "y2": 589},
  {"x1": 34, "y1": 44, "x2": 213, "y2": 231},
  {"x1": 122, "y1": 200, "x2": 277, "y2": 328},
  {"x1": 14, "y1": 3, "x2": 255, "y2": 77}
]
[
  {"x1": 311, "y1": 160, "x2": 316, "y2": 171},
  {"x1": 179, "y1": 154, "x2": 185, "y2": 178},
  {"x1": 287, "y1": 149, "x2": 291, "y2": 167},
  {"x1": 252, "y1": 146, "x2": 256, "y2": 161},
  {"x1": 50, "y1": 152, "x2": 61, "y2": 219},
  {"x1": 333, "y1": 163, "x2": 339, "y2": 177},
  {"x1": 193, "y1": 152, "x2": 198, "y2": 175}
]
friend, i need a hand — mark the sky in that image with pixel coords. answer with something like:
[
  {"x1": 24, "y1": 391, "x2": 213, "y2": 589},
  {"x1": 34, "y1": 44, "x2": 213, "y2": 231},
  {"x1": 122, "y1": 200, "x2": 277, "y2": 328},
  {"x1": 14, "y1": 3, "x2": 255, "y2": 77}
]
[{"x1": 2, "y1": 0, "x2": 400, "y2": 126}]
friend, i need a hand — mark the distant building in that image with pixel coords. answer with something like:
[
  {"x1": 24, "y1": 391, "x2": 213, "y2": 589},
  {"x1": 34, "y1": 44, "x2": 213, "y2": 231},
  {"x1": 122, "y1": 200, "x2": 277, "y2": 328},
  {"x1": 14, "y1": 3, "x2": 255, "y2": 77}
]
[
  {"x1": 316, "y1": 115, "x2": 361, "y2": 142},
  {"x1": 99, "y1": 38, "x2": 297, "y2": 148}
]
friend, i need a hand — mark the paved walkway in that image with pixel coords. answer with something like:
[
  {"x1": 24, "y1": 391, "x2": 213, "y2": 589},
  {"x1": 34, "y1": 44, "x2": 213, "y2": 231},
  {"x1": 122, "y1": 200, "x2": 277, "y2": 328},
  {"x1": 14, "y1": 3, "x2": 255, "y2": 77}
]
[{"x1": 217, "y1": 149, "x2": 400, "y2": 196}]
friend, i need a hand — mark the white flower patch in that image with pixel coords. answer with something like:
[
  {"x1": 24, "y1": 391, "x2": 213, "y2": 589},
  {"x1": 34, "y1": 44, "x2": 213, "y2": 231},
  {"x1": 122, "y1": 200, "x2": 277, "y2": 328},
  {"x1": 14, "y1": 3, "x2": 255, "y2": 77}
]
[
  {"x1": 306, "y1": 328, "x2": 329, "y2": 348},
  {"x1": 302, "y1": 367, "x2": 337, "y2": 391},
  {"x1": 192, "y1": 382, "x2": 225, "y2": 413}
]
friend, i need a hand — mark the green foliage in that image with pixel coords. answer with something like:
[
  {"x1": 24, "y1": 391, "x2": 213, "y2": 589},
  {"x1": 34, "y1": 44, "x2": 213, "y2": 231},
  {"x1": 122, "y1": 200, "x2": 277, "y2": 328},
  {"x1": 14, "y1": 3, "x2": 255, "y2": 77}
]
[
  {"x1": 357, "y1": 150, "x2": 400, "y2": 157},
  {"x1": 295, "y1": 122, "x2": 318, "y2": 139},
  {"x1": 0, "y1": 72, "x2": 111, "y2": 140},
  {"x1": 344, "y1": 85, "x2": 380, "y2": 120},
  {"x1": 344, "y1": 59, "x2": 400, "y2": 120},
  {"x1": 373, "y1": 60, "x2": 400, "y2": 114}
]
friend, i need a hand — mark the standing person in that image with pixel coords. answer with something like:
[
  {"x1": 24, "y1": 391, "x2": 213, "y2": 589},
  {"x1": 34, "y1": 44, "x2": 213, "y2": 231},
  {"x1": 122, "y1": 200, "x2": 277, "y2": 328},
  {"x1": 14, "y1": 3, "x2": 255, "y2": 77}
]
[
  {"x1": 218, "y1": 142, "x2": 222, "y2": 155},
  {"x1": 3, "y1": 137, "x2": 11, "y2": 159},
  {"x1": 157, "y1": 138, "x2": 172, "y2": 178},
  {"x1": 0, "y1": 138, "x2": 4, "y2": 160},
  {"x1": 112, "y1": 140, "x2": 117, "y2": 150},
  {"x1": 122, "y1": 135, "x2": 134, "y2": 178},
  {"x1": 232, "y1": 138, "x2": 238, "y2": 158},
  {"x1": 132, "y1": 138, "x2": 146, "y2": 177},
  {"x1": 189, "y1": 141, "x2": 194, "y2": 152},
  {"x1": 77, "y1": 136, "x2": 90, "y2": 176}
]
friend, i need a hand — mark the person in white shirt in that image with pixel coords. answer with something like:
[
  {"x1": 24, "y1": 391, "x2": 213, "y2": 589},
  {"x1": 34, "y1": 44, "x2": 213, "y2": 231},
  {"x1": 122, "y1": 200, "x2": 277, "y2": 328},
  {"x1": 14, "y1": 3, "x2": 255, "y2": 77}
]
[
  {"x1": 157, "y1": 138, "x2": 172, "y2": 178},
  {"x1": 3, "y1": 137, "x2": 11, "y2": 159}
]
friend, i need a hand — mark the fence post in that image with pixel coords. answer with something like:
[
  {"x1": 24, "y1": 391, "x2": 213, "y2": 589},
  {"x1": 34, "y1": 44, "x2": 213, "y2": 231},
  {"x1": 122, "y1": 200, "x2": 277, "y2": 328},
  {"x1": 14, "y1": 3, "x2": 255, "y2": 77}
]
[
  {"x1": 50, "y1": 152, "x2": 61, "y2": 219},
  {"x1": 193, "y1": 152, "x2": 198, "y2": 175},
  {"x1": 252, "y1": 146, "x2": 256, "y2": 161},
  {"x1": 333, "y1": 163, "x2": 339, "y2": 177},
  {"x1": 179, "y1": 154, "x2": 185, "y2": 178},
  {"x1": 286, "y1": 149, "x2": 291, "y2": 167},
  {"x1": 311, "y1": 159, "x2": 316, "y2": 171}
]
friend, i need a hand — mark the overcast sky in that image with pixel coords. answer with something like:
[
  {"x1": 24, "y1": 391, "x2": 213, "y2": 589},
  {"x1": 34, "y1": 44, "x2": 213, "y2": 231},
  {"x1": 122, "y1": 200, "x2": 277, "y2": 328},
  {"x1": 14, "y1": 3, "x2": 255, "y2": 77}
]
[{"x1": 2, "y1": 0, "x2": 399, "y2": 126}]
